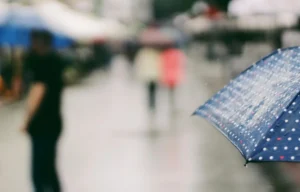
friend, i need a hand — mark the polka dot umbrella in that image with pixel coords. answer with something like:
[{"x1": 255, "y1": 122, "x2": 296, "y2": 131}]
[{"x1": 193, "y1": 46, "x2": 300, "y2": 165}]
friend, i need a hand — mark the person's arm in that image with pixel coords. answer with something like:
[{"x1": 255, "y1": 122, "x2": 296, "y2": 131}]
[
  {"x1": 25, "y1": 83, "x2": 46, "y2": 122},
  {"x1": 21, "y1": 83, "x2": 46, "y2": 132},
  {"x1": 21, "y1": 60, "x2": 49, "y2": 132}
]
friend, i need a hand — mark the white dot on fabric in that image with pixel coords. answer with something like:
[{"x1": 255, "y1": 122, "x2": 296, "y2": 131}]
[
  {"x1": 289, "y1": 111, "x2": 293, "y2": 114},
  {"x1": 273, "y1": 146, "x2": 278, "y2": 150},
  {"x1": 270, "y1": 129, "x2": 274, "y2": 132},
  {"x1": 292, "y1": 128, "x2": 296, "y2": 132},
  {"x1": 285, "y1": 120, "x2": 289, "y2": 123},
  {"x1": 248, "y1": 158, "x2": 252, "y2": 161},
  {"x1": 284, "y1": 146, "x2": 288, "y2": 150},
  {"x1": 270, "y1": 156, "x2": 274, "y2": 160},
  {"x1": 263, "y1": 136, "x2": 266, "y2": 139},
  {"x1": 284, "y1": 109, "x2": 287, "y2": 112},
  {"x1": 263, "y1": 148, "x2": 267, "y2": 151},
  {"x1": 281, "y1": 128, "x2": 285, "y2": 132},
  {"x1": 291, "y1": 156, "x2": 295, "y2": 160},
  {"x1": 266, "y1": 138, "x2": 271, "y2": 142},
  {"x1": 295, "y1": 147, "x2": 299, "y2": 151},
  {"x1": 293, "y1": 102, "x2": 296, "y2": 105},
  {"x1": 259, "y1": 157, "x2": 263, "y2": 160},
  {"x1": 296, "y1": 120, "x2": 300, "y2": 123},
  {"x1": 288, "y1": 137, "x2": 292, "y2": 141}
]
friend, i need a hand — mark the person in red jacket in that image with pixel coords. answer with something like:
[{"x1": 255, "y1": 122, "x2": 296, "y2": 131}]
[{"x1": 160, "y1": 44, "x2": 185, "y2": 111}]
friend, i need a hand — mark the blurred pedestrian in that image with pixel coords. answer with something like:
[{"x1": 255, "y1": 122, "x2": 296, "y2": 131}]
[
  {"x1": 21, "y1": 29, "x2": 65, "y2": 192},
  {"x1": 12, "y1": 47, "x2": 24, "y2": 100},
  {"x1": 1, "y1": 54, "x2": 13, "y2": 98},
  {"x1": 0, "y1": 48, "x2": 6, "y2": 96},
  {"x1": 134, "y1": 46, "x2": 161, "y2": 113},
  {"x1": 160, "y1": 44, "x2": 185, "y2": 111}
]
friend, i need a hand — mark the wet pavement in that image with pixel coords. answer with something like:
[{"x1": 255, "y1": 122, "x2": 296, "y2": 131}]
[{"x1": 0, "y1": 54, "x2": 272, "y2": 192}]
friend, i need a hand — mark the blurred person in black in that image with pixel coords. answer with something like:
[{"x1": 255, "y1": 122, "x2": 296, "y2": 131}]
[{"x1": 21, "y1": 29, "x2": 65, "y2": 192}]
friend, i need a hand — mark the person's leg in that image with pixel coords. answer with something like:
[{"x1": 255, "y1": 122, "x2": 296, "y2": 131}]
[
  {"x1": 47, "y1": 136, "x2": 61, "y2": 192},
  {"x1": 148, "y1": 81, "x2": 156, "y2": 111},
  {"x1": 147, "y1": 82, "x2": 152, "y2": 110},
  {"x1": 31, "y1": 137, "x2": 47, "y2": 192},
  {"x1": 169, "y1": 86, "x2": 175, "y2": 108}
]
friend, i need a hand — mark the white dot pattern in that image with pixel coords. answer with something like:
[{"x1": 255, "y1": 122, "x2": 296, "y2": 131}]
[{"x1": 194, "y1": 47, "x2": 300, "y2": 162}]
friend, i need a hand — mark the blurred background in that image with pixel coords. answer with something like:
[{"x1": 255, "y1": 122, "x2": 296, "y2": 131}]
[{"x1": 1, "y1": 0, "x2": 300, "y2": 191}]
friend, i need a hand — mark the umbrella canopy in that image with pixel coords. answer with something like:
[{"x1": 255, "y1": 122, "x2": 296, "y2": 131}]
[
  {"x1": 97, "y1": 19, "x2": 131, "y2": 41},
  {"x1": 138, "y1": 27, "x2": 173, "y2": 45},
  {"x1": 0, "y1": 3, "x2": 72, "y2": 48},
  {"x1": 193, "y1": 47, "x2": 300, "y2": 164},
  {"x1": 159, "y1": 26, "x2": 188, "y2": 46},
  {"x1": 35, "y1": 1, "x2": 129, "y2": 43},
  {"x1": 35, "y1": 0, "x2": 101, "y2": 43}
]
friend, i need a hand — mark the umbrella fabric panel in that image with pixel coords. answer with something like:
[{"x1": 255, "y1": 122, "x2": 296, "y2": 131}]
[
  {"x1": 194, "y1": 47, "x2": 300, "y2": 159},
  {"x1": 251, "y1": 94, "x2": 300, "y2": 162},
  {"x1": 53, "y1": 35, "x2": 73, "y2": 49},
  {"x1": 35, "y1": 1, "x2": 104, "y2": 43},
  {"x1": 0, "y1": 26, "x2": 72, "y2": 49},
  {"x1": 0, "y1": 6, "x2": 45, "y2": 46},
  {"x1": 4, "y1": 6, "x2": 46, "y2": 29},
  {"x1": 0, "y1": 27, "x2": 31, "y2": 46},
  {"x1": 0, "y1": 5, "x2": 72, "y2": 48},
  {"x1": 139, "y1": 28, "x2": 173, "y2": 45}
]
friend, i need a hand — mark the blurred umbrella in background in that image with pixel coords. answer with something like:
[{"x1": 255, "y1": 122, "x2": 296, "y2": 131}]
[
  {"x1": 194, "y1": 47, "x2": 300, "y2": 164},
  {"x1": 35, "y1": 0, "x2": 130, "y2": 44},
  {"x1": 138, "y1": 26, "x2": 173, "y2": 46},
  {"x1": 0, "y1": 4, "x2": 72, "y2": 48},
  {"x1": 0, "y1": 2, "x2": 73, "y2": 101},
  {"x1": 159, "y1": 26, "x2": 188, "y2": 47}
]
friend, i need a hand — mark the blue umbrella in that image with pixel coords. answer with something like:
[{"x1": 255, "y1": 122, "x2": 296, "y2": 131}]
[
  {"x1": 193, "y1": 46, "x2": 300, "y2": 165},
  {"x1": 0, "y1": 6, "x2": 72, "y2": 48}
]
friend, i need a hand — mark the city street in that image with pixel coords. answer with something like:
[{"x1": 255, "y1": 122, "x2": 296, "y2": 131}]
[{"x1": 0, "y1": 54, "x2": 272, "y2": 192}]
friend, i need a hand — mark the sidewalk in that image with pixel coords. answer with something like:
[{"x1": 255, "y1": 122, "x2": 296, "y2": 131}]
[{"x1": 0, "y1": 55, "x2": 271, "y2": 192}]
